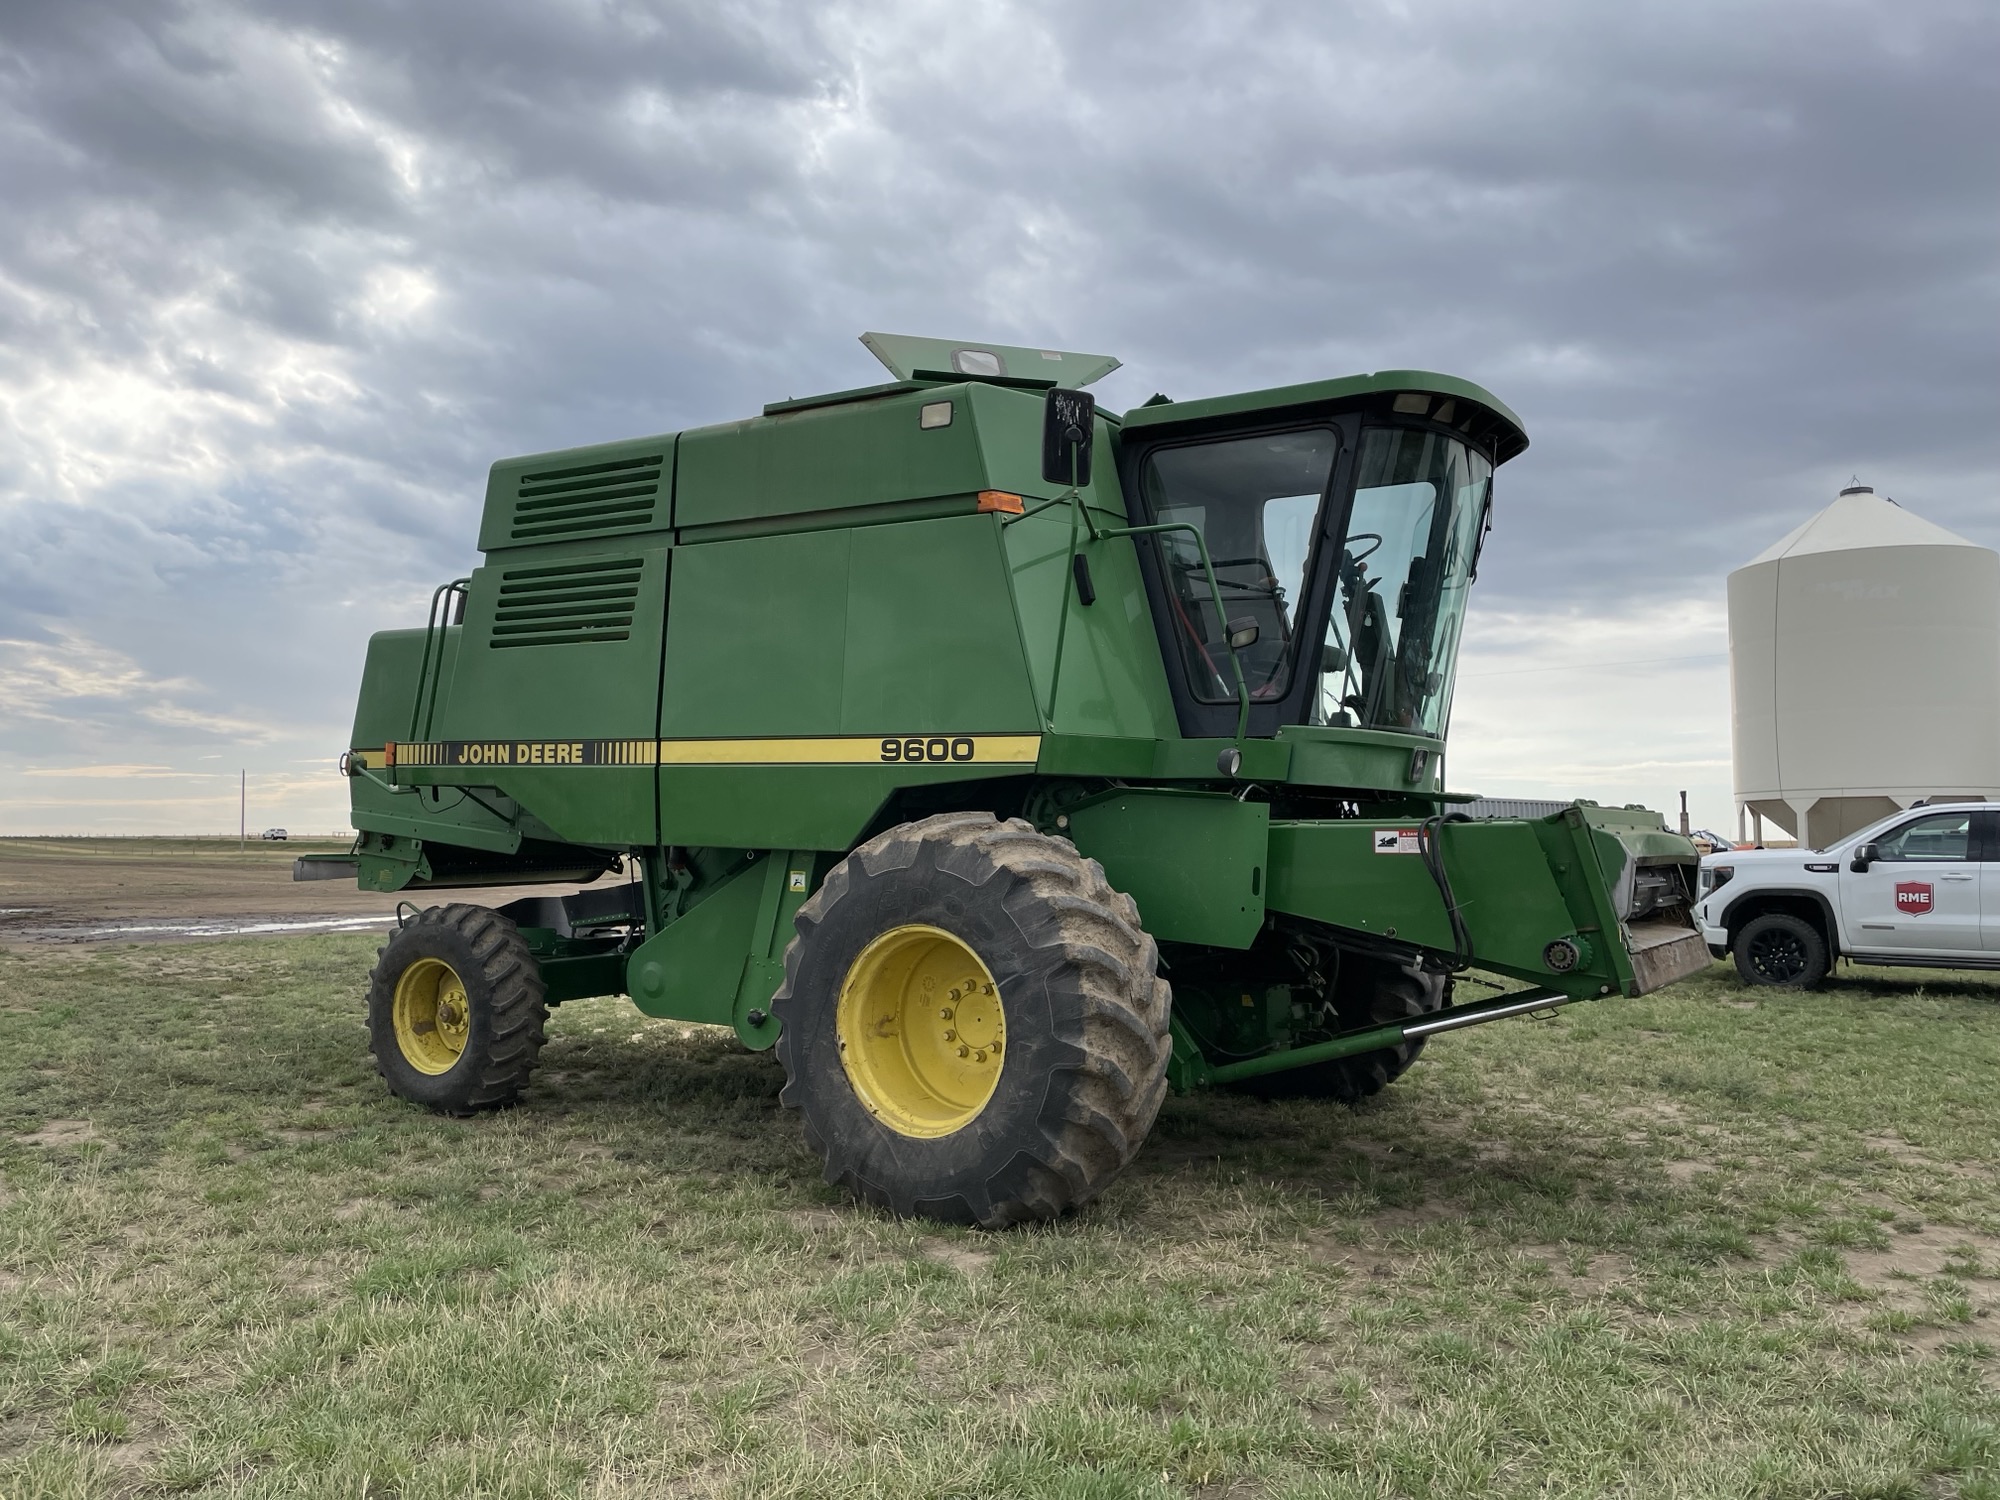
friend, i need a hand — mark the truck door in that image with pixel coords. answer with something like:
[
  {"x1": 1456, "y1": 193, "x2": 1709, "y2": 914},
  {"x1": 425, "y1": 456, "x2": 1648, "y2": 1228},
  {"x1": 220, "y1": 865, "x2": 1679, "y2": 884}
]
[
  {"x1": 1976, "y1": 813, "x2": 2000, "y2": 952},
  {"x1": 1838, "y1": 809, "x2": 1982, "y2": 956}
]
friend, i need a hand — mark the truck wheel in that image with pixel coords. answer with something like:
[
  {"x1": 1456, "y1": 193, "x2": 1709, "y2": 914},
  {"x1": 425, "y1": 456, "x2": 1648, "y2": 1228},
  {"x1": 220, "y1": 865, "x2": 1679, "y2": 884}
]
[
  {"x1": 772, "y1": 812, "x2": 1172, "y2": 1227},
  {"x1": 1231, "y1": 955, "x2": 1446, "y2": 1103},
  {"x1": 1731, "y1": 912, "x2": 1829, "y2": 988},
  {"x1": 366, "y1": 903, "x2": 549, "y2": 1115}
]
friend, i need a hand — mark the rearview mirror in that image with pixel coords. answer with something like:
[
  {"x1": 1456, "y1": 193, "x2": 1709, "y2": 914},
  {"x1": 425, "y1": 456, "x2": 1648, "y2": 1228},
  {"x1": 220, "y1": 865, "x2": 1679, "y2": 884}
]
[
  {"x1": 1041, "y1": 388, "x2": 1095, "y2": 487},
  {"x1": 1850, "y1": 842, "x2": 1878, "y2": 873},
  {"x1": 1226, "y1": 616, "x2": 1260, "y2": 651}
]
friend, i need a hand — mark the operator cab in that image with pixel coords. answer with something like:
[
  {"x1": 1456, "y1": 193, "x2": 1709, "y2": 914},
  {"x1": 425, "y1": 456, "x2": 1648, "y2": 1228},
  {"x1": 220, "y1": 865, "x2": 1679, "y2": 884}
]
[{"x1": 1115, "y1": 375, "x2": 1528, "y2": 743}]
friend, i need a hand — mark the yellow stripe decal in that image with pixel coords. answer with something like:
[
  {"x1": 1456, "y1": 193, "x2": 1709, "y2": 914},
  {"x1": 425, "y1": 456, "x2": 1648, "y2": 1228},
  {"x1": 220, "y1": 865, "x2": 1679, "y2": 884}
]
[{"x1": 376, "y1": 735, "x2": 1042, "y2": 770}]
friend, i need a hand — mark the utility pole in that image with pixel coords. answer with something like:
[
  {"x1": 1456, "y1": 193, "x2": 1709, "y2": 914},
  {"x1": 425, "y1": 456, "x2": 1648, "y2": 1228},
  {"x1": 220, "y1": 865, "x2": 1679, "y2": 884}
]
[{"x1": 240, "y1": 769, "x2": 246, "y2": 852}]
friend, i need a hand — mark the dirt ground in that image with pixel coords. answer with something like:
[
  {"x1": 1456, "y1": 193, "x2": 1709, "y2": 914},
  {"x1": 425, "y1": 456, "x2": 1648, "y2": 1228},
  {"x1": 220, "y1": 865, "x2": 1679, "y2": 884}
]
[{"x1": 0, "y1": 837, "x2": 583, "y2": 945}]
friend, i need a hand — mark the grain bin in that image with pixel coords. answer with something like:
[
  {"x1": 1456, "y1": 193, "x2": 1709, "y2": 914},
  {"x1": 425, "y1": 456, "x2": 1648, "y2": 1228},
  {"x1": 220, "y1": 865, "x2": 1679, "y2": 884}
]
[{"x1": 1729, "y1": 485, "x2": 2000, "y2": 847}]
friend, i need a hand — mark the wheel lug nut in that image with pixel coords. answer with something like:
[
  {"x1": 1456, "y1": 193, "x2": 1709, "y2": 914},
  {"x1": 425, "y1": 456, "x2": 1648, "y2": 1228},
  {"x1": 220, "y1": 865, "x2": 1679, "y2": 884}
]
[
  {"x1": 940, "y1": 1007, "x2": 953, "y2": 1019},
  {"x1": 957, "y1": 1045, "x2": 970, "y2": 1058},
  {"x1": 943, "y1": 1029, "x2": 956, "y2": 1041}
]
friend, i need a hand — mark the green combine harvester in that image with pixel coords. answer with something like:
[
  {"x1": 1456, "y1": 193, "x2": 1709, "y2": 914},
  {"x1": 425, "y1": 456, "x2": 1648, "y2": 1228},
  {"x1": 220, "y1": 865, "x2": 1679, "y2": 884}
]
[{"x1": 303, "y1": 333, "x2": 1708, "y2": 1226}]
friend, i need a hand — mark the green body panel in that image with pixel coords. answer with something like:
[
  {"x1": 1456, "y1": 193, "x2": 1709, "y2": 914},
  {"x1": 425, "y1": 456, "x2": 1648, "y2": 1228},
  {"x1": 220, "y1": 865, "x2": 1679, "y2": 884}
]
[
  {"x1": 627, "y1": 857, "x2": 767, "y2": 1027},
  {"x1": 1276, "y1": 724, "x2": 1443, "y2": 796},
  {"x1": 335, "y1": 344, "x2": 1704, "y2": 1087},
  {"x1": 1064, "y1": 791, "x2": 1267, "y2": 949},
  {"x1": 625, "y1": 852, "x2": 810, "y2": 1047},
  {"x1": 662, "y1": 517, "x2": 1042, "y2": 736},
  {"x1": 1002, "y1": 500, "x2": 1180, "y2": 741},
  {"x1": 679, "y1": 385, "x2": 987, "y2": 531}
]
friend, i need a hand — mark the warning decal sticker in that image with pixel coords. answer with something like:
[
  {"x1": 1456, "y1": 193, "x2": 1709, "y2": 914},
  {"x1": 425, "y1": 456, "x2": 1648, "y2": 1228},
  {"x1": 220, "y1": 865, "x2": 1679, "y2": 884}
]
[{"x1": 1373, "y1": 828, "x2": 1421, "y2": 855}]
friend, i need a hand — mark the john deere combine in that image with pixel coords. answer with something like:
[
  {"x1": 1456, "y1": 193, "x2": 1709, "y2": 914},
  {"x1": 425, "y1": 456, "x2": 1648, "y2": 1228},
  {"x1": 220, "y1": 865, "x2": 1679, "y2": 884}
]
[{"x1": 305, "y1": 333, "x2": 1707, "y2": 1225}]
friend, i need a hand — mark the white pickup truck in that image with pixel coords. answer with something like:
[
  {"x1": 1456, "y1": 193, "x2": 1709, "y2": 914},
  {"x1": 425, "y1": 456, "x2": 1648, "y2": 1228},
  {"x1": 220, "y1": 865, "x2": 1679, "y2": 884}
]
[{"x1": 1697, "y1": 801, "x2": 2000, "y2": 986}]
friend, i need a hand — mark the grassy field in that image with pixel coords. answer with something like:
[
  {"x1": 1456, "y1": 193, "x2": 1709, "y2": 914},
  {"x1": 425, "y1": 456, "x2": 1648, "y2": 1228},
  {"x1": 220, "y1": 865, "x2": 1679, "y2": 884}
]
[{"x1": 4, "y1": 939, "x2": 2000, "y2": 1499}]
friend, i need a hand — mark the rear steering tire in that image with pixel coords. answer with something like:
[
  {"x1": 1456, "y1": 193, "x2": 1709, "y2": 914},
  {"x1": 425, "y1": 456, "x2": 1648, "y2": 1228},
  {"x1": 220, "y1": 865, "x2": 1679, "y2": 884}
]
[
  {"x1": 772, "y1": 812, "x2": 1172, "y2": 1227},
  {"x1": 367, "y1": 903, "x2": 549, "y2": 1115},
  {"x1": 1731, "y1": 911, "x2": 1830, "y2": 988}
]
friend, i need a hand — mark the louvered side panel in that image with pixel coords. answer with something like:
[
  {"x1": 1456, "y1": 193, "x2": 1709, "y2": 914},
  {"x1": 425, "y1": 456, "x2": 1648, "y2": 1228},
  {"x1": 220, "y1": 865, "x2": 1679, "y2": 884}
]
[
  {"x1": 477, "y1": 434, "x2": 677, "y2": 553},
  {"x1": 432, "y1": 547, "x2": 671, "y2": 847},
  {"x1": 491, "y1": 558, "x2": 643, "y2": 648}
]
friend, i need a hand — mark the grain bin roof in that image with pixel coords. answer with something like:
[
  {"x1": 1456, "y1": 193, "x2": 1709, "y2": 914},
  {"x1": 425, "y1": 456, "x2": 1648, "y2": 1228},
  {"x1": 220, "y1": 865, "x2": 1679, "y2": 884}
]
[{"x1": 1744, "y1": 488, "x2": 1979, "y2": 566}]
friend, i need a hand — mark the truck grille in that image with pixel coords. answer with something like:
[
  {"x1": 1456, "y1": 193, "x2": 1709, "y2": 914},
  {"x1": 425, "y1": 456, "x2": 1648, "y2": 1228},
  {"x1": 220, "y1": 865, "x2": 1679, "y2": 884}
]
[
  {"x1": 509, "y1": 455, "x2": 664, "y2": 542},
  {"x1": 490, "y1": 559, "x2": 643, "y2": 648}
]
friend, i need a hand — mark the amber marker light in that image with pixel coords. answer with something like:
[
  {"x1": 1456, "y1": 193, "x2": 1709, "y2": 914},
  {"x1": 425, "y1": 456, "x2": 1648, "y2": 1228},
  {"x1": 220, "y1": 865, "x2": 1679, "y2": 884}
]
[{"x1": 976, "y1": 491, "x2": 1024, "y2": 515}]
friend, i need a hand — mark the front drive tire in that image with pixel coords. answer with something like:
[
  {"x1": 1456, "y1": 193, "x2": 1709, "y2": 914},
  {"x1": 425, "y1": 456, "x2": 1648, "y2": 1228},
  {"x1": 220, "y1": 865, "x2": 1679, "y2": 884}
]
[
  {"x1": 367, "y1": 903, "x2": 549, "y2": 1115},
  {"x1": 772, "y1": 812, "x2": 1172, "y2": 1227},
  {"x1": 1731, "y1": 911, "x2": 1830, "y2": 988}
]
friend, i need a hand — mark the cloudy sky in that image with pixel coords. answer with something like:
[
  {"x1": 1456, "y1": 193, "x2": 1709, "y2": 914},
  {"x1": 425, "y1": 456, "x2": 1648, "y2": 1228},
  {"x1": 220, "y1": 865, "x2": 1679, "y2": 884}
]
[{"x1": 3, "y1": 0, "x2": 1996, "y2": 836}]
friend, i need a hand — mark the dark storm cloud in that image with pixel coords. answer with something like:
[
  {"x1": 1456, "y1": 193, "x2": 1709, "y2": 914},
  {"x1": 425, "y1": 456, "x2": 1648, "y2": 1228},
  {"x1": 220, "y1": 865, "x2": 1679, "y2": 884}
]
[{"x1": 1, "y1": 0, "x2": 1996, "y2": 827}]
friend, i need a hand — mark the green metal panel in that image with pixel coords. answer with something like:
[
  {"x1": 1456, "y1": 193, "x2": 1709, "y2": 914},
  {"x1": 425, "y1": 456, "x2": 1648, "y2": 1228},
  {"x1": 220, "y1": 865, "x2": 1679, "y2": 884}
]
[
  {"x1": 624, "y1": 852, "x2": 814, "y2": 1035},
  {"x1": 662, "y1": 529, "x2": 850, "y2": 738},
  {"x1": 657, "y1": 514, "x2": 1043, "y2": 850},
  {"x1": 1000, "y1": 503, "x2": 1178, "y2": 741},
  {"x1": 626, "y1": 855, "x2": 769, "y2": 1025},
  {"x1": 676, "y1": 386, "x2": 991, "y2": 530},
  {"x1": 731, "y1": 852, "x2": 817, "y2": 1050},
  {"x1": 350, "y1": 628, "x2": 454, "y2": 750},
  {"x1": 965, "y1": 384, "x2": 1129, "y2": 511},
  {"x1": 1064, "y1": 790, "x2": 1268, "y2": 948},
  {"x1": 1276, "y1": 724, "x2": 1443, "y2": 795},
  {"x1": 842, "y1": 516, "x2": 1041, "y2": 730}
]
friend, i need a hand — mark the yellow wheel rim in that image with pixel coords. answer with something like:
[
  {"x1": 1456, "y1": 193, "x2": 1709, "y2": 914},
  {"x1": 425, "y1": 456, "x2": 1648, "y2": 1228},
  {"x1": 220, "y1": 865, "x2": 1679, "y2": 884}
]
[
  {"x1": 835, "y1": 924, "x2": 1006, "y2": 1138},
  {"x1": 393, "y1": 956, "x2": 473, "y2": 1075}
]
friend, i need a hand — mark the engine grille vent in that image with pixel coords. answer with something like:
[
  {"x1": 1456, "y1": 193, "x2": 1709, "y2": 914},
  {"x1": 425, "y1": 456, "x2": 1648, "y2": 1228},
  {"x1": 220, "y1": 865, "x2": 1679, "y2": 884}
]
[
  {"x1": 491, "y1": 559, "x2": 643, "y2": 649},
  {"x1": 509, "y1": 454, "x2": 664, "y2": 542}
]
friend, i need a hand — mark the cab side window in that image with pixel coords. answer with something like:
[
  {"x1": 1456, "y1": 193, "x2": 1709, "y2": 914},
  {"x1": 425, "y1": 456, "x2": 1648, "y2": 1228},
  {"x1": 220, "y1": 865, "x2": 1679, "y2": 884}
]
[{"x1": 1873, "y1": 812, "x2": 1973, "y2": 862}]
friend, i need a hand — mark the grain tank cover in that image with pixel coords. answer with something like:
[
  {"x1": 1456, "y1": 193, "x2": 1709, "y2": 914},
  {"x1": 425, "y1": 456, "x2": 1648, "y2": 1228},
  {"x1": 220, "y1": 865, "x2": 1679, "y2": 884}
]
[
  {"x1": 1729, "y1": 485, "x2": 2000, "y2": 846},
  {"x1": 860, "y1": 332, "x2": 1121, "y2": 388}
]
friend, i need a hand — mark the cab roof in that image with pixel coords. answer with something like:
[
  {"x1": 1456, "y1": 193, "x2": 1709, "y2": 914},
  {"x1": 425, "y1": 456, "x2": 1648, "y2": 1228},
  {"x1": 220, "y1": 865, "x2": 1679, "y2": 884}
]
[{"x1": 1120, "y1": 369, "x2": 1528, "y2": 463}]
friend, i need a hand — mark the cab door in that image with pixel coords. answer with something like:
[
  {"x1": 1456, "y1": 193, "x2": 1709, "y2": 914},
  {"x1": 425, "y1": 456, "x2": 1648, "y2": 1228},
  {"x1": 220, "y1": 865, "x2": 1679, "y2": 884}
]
[{"x1": 1838, "y1": 809, "x2": 1983, "y2": 956}]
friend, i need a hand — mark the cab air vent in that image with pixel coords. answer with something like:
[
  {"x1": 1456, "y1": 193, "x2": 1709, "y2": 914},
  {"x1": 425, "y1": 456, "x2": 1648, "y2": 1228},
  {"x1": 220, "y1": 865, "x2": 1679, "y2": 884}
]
[
  {"x1": 509, "y1": 455, "x2": 663, "y2": 541},
  {"x1": 491, "y1": 559, "x2": 643, "y2": 649}
]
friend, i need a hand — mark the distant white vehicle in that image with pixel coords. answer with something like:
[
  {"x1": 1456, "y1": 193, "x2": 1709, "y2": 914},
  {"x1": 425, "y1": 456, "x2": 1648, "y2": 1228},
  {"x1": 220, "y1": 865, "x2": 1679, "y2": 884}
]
[
  {"x1": 1697, "y1": 801, "x2": 1998, "y2": 986},
  {"x1": 260, "y1": 827, "x2": 289, "y2": 841}
]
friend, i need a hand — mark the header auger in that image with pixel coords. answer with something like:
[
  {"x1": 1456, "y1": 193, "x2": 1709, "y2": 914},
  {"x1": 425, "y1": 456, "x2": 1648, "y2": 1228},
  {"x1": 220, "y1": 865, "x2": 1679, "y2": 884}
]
[{"x1": 305, "y1": 332, "x2": 1708, "y2": 1225}]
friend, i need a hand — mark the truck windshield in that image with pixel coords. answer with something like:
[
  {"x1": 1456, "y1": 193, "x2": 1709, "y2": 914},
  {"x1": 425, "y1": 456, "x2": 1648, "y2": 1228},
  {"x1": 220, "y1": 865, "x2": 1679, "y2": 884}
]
[
  {"x1": 1316, "y1": 428, "x2": 1490, "y2": 736},
  {"x1": 1140, "y1": 428, "x2": 1339, "y2": 704}
]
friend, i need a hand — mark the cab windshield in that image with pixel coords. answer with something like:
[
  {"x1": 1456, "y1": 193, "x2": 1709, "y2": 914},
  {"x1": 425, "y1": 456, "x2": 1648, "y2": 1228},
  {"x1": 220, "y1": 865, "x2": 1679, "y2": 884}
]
[{"x1": 1316, "y1": 428, "x2": 1490, "y2": 736}]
